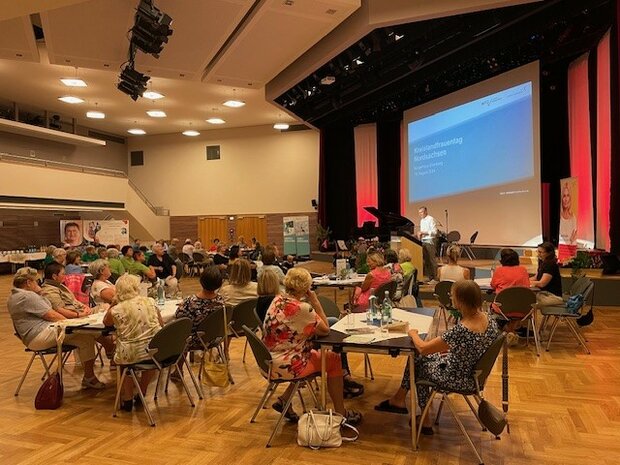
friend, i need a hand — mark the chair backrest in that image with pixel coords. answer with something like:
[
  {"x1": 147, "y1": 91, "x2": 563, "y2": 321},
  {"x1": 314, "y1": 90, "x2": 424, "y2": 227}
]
[
  {"x1": 473, "y1": 333, "x2": 506, "y2": 391},
  {"x1": 193, "y1": 252, "x2": 207, "y2": 263},
  {"x1": 494, "y1": 287, "x2": 537, "y2": 316},
  {"x1": 434, "y1": 280, "x2": 454, "y2": 308},
  {"x1": 230, "y1": 298, "x2": 260, "y2": 333},
  {"x1": 178, "y1": 252, "x2": 191, "y2": 264},
  {"x1": 569, "y1": 276, "x2": 592, "y2": 297},
  {"x1": 196, "y1": 306, "x2": 227, "y2": 347},
  {"x1": 174, "y1": 258, "x2": 183, "y2": 280},
  {"x1": 470, "y1": 231, "x2": 479, "y2": 244},
  {"x1": 446, "y1": 230, "x2": 461, "y2": 242},
  {"x1": 148, "y1": 317, "x2": 192, "y2": 365},
  {"x1": 374, "y1": 280, "x2": 397, "y2": 304},
  {"x1": 243, "y1": 324, "x2": 272, "y2": 379},
  {"x1": 81, "y1": 275, "x2": 95, "y2": 293},
  {"x1": 401, "y1": 273, "x2": 414, "y2": 297},
  {"x1": 318, "y1": 295, "x2": 340, "y2": 318}
]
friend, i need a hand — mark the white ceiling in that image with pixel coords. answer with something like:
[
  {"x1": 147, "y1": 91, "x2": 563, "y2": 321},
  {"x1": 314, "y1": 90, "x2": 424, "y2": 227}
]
[{"x1": 0, "y1": 0, "x2": 360, "y2": 136}]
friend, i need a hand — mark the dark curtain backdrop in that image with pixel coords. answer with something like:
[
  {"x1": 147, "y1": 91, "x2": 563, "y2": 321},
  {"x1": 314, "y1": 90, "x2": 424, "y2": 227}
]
[
  {"x1": 611, "y1": 2, "x2": 620, "y2": 254},
  {"x1": 318, "y1": 124, "x2": 357, "y2": 239},
  {"x1": 376, "y1": 118, "x2": 402, "y2": 216}
]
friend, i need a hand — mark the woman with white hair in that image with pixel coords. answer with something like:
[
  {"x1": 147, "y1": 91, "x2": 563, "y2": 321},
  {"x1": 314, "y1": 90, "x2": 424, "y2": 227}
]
[
  {"x1": 89, "y1": 259, "x2": 116, "y2": 305},
  {"x1": 103, "y1": 274, "x2": 162, "y2": 412},
  {"x1": 52, "y1": 247, "x2": 67, "y2": 265}
]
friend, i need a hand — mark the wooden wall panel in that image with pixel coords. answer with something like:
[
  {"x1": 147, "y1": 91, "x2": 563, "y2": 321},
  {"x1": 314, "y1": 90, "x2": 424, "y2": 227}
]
[
  {"x1": 171, "y1": 212, "x2": 317, "y2": 255},
  {"x1": 170, "y1": 216, "x2": 198, "y2": 242},
  {"x1": 0, "y1": 209, "x2": 79, "y2": 250}
]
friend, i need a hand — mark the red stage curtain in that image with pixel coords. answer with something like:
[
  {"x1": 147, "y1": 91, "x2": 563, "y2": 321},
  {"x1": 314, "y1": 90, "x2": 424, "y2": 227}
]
[
  {"x1": 597, "y1": 31, "x2": 612, "y2": 251},
  {"x1": 354, "y1": 124, "x2": 378, "y2": 227},
  {"x1": 568, "y1": 53, "x2": 595, "y2": 248}
]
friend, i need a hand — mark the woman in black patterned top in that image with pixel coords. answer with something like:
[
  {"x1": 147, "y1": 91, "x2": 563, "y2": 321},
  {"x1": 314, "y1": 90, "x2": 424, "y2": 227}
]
[
  {"x1": 175, "y1": 266, "x2": 225, "y2": 349},
  {"x1": 375, "y1": 280, "x2": 499, "y2": 434}
]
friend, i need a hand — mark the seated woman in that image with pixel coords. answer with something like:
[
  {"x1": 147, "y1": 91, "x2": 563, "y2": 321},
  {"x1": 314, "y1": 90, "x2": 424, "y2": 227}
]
[
  {"x1": 220, "y1": 259, "x2": 258, "y2": 307},
  {"x1": 228, "y1": 245, "x2": 241, "y2": 264},
  {"x1": 256, "y1": 268, "x2": 280, "y2": 323},
  {"x1": 65, "y1": 250, "x2": 83, "y2": 275},
  {"x1": 257, "y1": 247, "x2": 285, "y2": 284},
  {"x1": 43, "y1": 245, "x2": 57, "y2": 266},
  {"x1": 530, "y1": 241, "x2": 563, "y2": 303},
  {"x1": 103, "y1": 274, "x2": 162, "y2": 412},
  {"x1": 350, "y1": 252, "x2": 392, "y2": 312},
  {"x1": 398, "y1": 248, "x2": 416, "y2": 277},
  {"x1": 89, "y1": 259, "x2": 116, "y2": 305},
  {"x1": 437, "y1": 244, "x2": 470, "y2": 282},
  {"x1": 375, "y1": 280, "x2": 499, "y2": 434},
  {"x1": 175, "y1": 266, "x2": 225, "y2": 350},
  {"x1": 491, "y1": 248, "x2": 530, "y2": 295},
  {"x1": 81, "y1": 246, "x2": 99, "y2": 263},
  {"x1": 263, "y1": 268, "x2": 361, "y2": 424}
]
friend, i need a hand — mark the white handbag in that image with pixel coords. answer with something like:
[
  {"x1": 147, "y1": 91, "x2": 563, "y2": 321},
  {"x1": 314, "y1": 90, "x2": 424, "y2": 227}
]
[{"x1": 297, "y1": 409, "x2": 359, "y2": 449}]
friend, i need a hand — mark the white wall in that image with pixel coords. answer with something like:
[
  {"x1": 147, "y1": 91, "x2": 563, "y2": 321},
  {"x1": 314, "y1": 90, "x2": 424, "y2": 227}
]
[{"x1": 127, "y1": 125, "x2": 320, "y2": 216}]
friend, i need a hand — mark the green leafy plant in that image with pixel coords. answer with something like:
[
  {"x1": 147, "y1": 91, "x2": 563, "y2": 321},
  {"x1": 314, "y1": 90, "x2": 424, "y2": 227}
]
[
  {"x1": 567, "y1": 251, "x2": 592, "y2": 277},
  {"x1": 316, "y1": 223, "x2": 332, "y2": 244},
  {"x1": 356, "y1": 252, "x2": 370, "y2": 274}
]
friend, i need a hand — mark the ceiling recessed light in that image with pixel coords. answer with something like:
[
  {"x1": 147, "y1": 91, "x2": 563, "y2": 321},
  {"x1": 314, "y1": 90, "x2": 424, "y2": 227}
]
[
  {"x1": 128, "y1": 128, "x2": 146, "y2": 135},
  {"x1": 146, "y1": 110, "x2": 166, "y2": 118},
  {"x1": 58, "y1": 96, "x2": 84, "y2": 104},
  {"x1": 86, "y1": 111, "x2": 105, "y2": 119},
  {"x1": 60, "y1": 78, "x2": 87, "y2": 87},
  {"x1": 273, "y1": 123, "x2": 289, "y2": 130},
  {"x1": 206, "y1": 118, "x2": 225, "y2": 124},
  {"x1": 143, "y1": 91, "x2": 164, "y2": 99},
  {"x1": 223, "y1": 100, "x2": 245, "y2": 108},
  {"x1": 182, "y1": 130, "x2": 200, "y2": 137}
]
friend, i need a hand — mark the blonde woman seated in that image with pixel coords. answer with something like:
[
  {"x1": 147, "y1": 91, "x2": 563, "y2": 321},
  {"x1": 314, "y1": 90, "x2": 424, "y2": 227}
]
[
  {"x1": 375, "y1": 281, "x2": 499, "y2": 434},
  {"x1": 103, "y1": 274, "x2": 162, "y2": 412},
  {"x1": 89, "y1": 259, "x2": 116, "y2": 305},
  {"x1": 256, "y1": 268, "x2": 281, "y2": 322},
  {"x1": 220, "y1": 259, "x2": 258, "y2": 307},
  {"x1": 263, "y1": 268, "x2": 362, "y2": 424},
  {"x1": 350, "y1": 252, "x2": 392, "y2": 312},
  {"x1": 398, "y1": 248, "x2": 416, "y2": 277},
  {"x1": 437, "y1": 244, "x2": 470, "y2": 282}
]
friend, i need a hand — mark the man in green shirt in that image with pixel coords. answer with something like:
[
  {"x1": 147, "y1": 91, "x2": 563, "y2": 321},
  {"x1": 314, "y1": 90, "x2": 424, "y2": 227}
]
[{"x1": 120, "y1": 245, "x2": 156, "y2": 280}]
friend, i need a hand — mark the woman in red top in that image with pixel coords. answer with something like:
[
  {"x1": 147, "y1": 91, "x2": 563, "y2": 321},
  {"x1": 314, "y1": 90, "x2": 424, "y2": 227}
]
[{"x1": 491, "y1": 249, "x2": 531, "y2": 334}]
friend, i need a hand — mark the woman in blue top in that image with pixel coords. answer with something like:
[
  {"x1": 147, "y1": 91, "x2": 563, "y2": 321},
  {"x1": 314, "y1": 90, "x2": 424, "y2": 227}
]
[{"x1": 375, "y1": 280, "x2": 499, "y2": 434}]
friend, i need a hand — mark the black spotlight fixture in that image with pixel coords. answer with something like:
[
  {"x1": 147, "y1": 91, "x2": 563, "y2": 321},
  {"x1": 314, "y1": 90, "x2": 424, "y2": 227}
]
[
  {"x1": 117, "y1": 63, "x2": 150, "y2": 101},
  {"x1": 131, "y1": 0, "x2": 173, "y2": 58}
]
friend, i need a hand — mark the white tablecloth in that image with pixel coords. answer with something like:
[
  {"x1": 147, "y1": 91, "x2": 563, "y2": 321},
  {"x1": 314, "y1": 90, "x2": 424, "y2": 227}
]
[{"x1": 0, "y1": 252, "x2": 46, "y2": 263}]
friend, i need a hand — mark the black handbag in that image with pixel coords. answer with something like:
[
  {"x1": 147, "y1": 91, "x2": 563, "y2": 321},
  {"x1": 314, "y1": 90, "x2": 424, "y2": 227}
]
[{"x1": 478, "y1": 399, "x2": 506, "y2": 436}]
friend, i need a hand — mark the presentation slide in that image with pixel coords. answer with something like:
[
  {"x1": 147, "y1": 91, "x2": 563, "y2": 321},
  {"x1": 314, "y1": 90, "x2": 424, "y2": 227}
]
[{"x1": 403, "y1": 62, "x2": 542, "y2": 246}]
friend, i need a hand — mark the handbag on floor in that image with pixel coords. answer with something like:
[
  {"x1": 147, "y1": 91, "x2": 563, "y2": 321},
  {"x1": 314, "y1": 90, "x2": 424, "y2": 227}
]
[
  {"x1": 35, "y1": 327, "x2": 65, "y2": 410},
  {"x1": 297, "y1": 409, "x2": 359, "y2": 449},
  {"x1": 478, "y1": 399, "x2": 507, "y2": 436},
  {"x1": 201, "y1": 351, "x2": 230, "y2": 388}
]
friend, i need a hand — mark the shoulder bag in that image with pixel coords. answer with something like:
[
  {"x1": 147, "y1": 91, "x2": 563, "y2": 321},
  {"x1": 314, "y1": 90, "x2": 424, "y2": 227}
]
[{"x1": 297, "y1": 409, "x2": 359, "y2": 449}]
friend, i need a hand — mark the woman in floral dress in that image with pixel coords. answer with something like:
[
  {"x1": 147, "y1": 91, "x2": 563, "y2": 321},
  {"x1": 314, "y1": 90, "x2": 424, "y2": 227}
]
[{"x1": 262, "y1": 267, "x2": 361, "y2": 424}]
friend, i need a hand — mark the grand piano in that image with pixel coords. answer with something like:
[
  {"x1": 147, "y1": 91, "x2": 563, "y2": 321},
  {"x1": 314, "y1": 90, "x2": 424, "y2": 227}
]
[{"x1": 358, "y1": 207, "x2": 426, "y2": 278}]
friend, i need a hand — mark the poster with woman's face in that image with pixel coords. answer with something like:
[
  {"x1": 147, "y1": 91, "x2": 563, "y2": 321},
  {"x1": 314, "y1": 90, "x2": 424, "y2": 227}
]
[
  {"x1": 60, "y1": 220, "x2": 85, "y2": 247},
  {"x1": 558, "y1": 177, "x2": 578, "y2": 260}
]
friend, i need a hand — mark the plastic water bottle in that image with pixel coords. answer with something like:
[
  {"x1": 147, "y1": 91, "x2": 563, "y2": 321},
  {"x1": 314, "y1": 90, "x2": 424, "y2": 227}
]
[
  {"x1": 382, "y1": 291, "x2": 393, "y2": 325},
  {"x1": 367, "y1": 295, "x2": 376, "y2": 323},
  {"x1": 157, "y1": 278, "x2": 165, "y2": 305}
]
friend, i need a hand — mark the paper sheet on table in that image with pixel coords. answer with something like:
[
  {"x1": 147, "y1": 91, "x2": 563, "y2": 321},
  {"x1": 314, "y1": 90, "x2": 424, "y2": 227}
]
[
  {"x1": 474, "y1": 278, "x2": 492, "y2": 287},
  {"x1": 331, "y1": 309, "x2": 433, "y2": 343}
]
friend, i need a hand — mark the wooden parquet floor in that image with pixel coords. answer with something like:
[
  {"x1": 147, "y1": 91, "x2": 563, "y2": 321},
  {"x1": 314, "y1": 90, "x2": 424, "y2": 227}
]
[{"x1": 1, "y1": 264, "x2": 619, "y2": 465}]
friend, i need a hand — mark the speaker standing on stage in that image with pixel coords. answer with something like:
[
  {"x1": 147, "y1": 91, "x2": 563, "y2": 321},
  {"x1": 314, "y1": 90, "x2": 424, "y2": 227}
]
[{"x1": 417, "y1": 207, "x2": 439, "y2": 243}]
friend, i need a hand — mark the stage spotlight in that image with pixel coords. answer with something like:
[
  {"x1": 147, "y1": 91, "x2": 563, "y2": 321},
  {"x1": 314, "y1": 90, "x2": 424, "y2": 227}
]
[
  {"x1": 118, "y1": 63, "x2": 150, "y2": 101},
  {"x1": 131, "y1": 0, "x2": 173, "y2": 59}
]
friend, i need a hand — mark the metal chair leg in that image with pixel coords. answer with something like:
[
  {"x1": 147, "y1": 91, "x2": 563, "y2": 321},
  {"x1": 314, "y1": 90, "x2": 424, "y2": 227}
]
[
  {"x1": 242, "y1": 339, "x2": 248, "y2": 363},
  {"x1": 183, "y1": 355, "x2": 204, "y2": 399},
  {"x1": 39, "y1": 354, "x2": 52, "y2": 380},
  {"x1": 306, "y1": 379, "x2": 320, "y2": 408},
  {"x1": 566, "y1": 319, "x2": 591, "y2": 354},
  {"x1": 15, "y1": 353, "x2": 37, "y2": 396},
  {"x1": 530, "y1": 316, "x2": 541, "y2": 356},
  {"x1": 130, "y1": 370, "x2": 155, "y2": 426},
  {"x1": 546, "y1": 317, "x2": 561, "y2": 351},
  {"x1": 266, "y1": 382, "x2": 299, "y2": 447},
  {"x1": 297, "y1": 389, "x2": 307, "y2": 413},
  {"x1": 364, "y1": 354, "x2": 374, "y2": 380},
  {"x1": 251, "y1": 382, "x2": 276, "y2": 422},
  {"x1": 463, "y1": 395, "x2": 486, "y2": 430},
  {"x1": 444, "y1": 395, "x2": 484, "y2": 465},
  {"x1": 434, "y1": 396, "x2": 444, "y2": 425},
  {"x1": 416, "y1": 390, "x2": 437, "y2": 444},
  {"x1": 176, "y1": 364, "x2": 196, "y2": 407},
  {"x1": 112, "y1": 367, "x2": 127, "y2": 417},
  {"x1": 217, "y1": 345, "x2": 235, "y2": 385},
  {"x1": 154, "y1": 369, "x2": 163, "y2": 400}
]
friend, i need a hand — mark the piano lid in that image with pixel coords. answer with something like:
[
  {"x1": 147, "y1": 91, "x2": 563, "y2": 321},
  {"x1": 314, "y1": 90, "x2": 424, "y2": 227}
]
[{"x1": 363, "y1": 207, "x2": 414, "y2": 230}]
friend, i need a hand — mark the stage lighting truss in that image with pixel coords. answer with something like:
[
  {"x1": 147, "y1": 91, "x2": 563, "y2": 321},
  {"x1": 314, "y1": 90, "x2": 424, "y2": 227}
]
[
  {"x1": 117, "y1": 63, "x2": 150, "y2": 101},
  {"x1": 131, "y1": 0, "x2": 173, "y2": 58}
]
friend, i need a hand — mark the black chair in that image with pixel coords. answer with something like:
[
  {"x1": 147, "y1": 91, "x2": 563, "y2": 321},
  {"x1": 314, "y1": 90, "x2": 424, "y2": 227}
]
[
  {"x1": 228, "y1": 298, "x2": 261, "y2": 363},
  {"x1": 13, "y1": 334, "x2": 76, "y2": 396},
  {"x1": 433, "y1": 280, "x2": 456, "y2": 330},
  {"x1": 243, "y1": 324, "x2": 319, "y2": 447},
  {"x1": 461, "y1": 231, "x2": 479, "y2": 260},
  {"x1": 194, "y1": 307, "x2": 235, "y2": 390},
  {"x1": 112, "y1": 318, "x2": 197, "y2": 426},
  {"x1": 440, "y1": 230, "x2": 462, "y2": 259},
  {"x1": 178, "y1": 252, "x2": 193, "y2": 276},
  {"x1": 417, "y1": 333, "x2": 507, "y2": 464},
  {"x1": 494, "y1": 287, "x2": 539, "y2": 355},
  {"x1": 192, "y1": 252, "x2": 211, "y2": 275},
  {"x1": 373, "y1": 280, "x2": 397, "y2": 304},
  {"x1": 317, "y1": 295, "x2": 341, "y2": 319}
]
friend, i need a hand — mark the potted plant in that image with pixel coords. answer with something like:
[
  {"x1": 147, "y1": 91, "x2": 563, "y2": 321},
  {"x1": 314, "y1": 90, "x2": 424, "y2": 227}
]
[
  {"x1": 316, "y1": 223, "x2": 332, "y2": 251},
  {"x1": 567, "y1": 251, "x2": 592, "y2": 278}
]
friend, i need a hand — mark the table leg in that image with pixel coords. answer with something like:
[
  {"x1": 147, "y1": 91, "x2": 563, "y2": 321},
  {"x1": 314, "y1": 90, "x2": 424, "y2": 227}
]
[
  {"x1": 409, "y1": 353, "x2": 418, "y2": 450},
  {"x1": 320, "y1": 346, "x2": 327, "y2": 409}
]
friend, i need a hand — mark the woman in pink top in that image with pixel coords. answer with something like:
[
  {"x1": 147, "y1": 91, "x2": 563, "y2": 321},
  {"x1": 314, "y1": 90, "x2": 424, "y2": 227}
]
[
  {"x1": 491, "y1": 248, "x2": 531, "y2": 323},
  {"x1": 351, "y1": 252, "x2": 392, "y2": 312}
]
